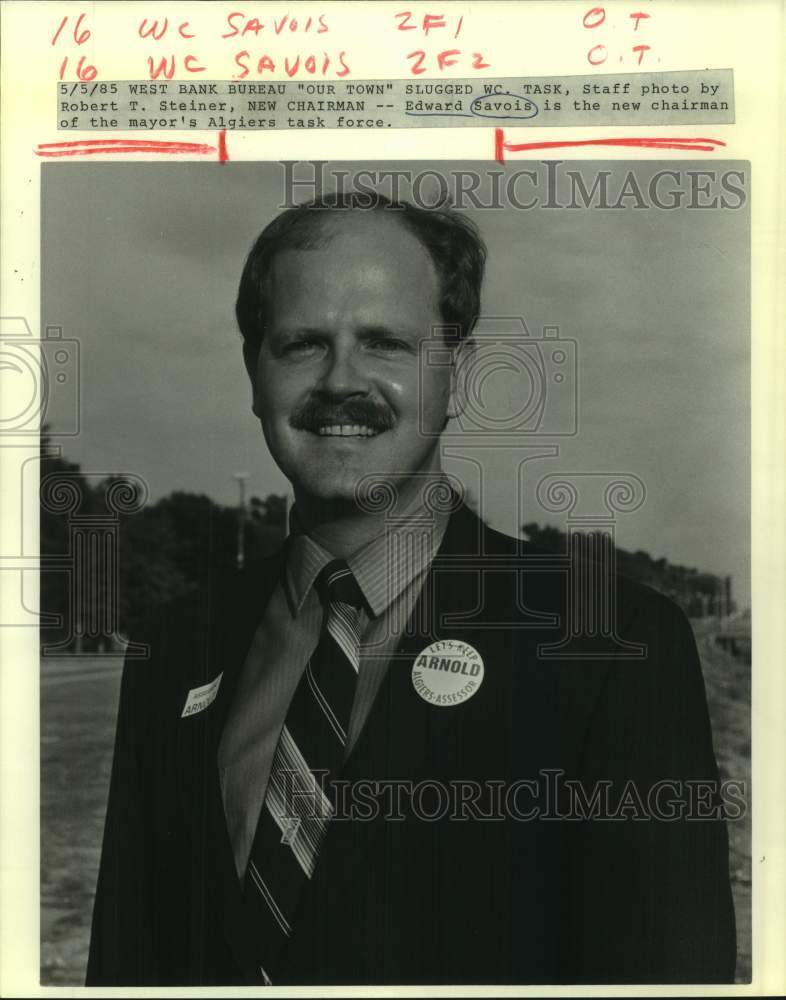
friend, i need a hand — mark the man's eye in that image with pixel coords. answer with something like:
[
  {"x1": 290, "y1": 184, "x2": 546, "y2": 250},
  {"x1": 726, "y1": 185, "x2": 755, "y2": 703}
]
[
  {"x1": 369, "y1": 338, "x2": 409, "y2": 353},
  {"x1": 282, "y1": 339, "x2": 319, "y2": 356}
]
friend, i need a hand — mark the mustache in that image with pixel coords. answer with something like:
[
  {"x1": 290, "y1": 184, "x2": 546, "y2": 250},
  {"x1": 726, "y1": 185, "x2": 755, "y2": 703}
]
[{"x1": 289, "y1": 396, "x2": 395, "y2": 433}]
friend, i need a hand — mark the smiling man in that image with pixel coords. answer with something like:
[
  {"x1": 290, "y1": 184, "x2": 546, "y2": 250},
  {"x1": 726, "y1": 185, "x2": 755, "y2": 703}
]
[
  {"x1": 87, "y1": 192, "x2": 736, "y2": 987},
  {"x1": 236, "y1": 198, "x2": 469, "y2": 551}
]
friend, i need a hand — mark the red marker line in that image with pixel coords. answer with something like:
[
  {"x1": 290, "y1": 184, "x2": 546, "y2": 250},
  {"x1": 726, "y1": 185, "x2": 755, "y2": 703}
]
[
  {"x1": 35, "y1": 138, "x2": 219, "y2": 158},
  {"x1": 218, "y1": 129, "x2": 229, "y2": 163},
  {"x1": 36, "y1": 146, "x2": 216, "y2": 157},
  {"x1": 494, "y1": 128, "x2": 726, "y2": 162},
  {"x1": 37, "y1": 138, "x2": 209, "y2": 149}
]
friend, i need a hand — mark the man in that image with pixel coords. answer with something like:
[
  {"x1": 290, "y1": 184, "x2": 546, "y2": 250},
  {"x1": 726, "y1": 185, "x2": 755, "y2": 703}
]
[{"x1": 87, "y1": 192, "x2": 736, "y2": 985}]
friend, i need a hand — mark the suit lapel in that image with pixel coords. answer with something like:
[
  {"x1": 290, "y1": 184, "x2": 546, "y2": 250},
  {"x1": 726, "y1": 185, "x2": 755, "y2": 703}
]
[
  {"x1": 340, "y1": 502, "x2": 520, "y2": 783},
  {"x1": 174, "y1": 546, "x2": 288, "y2": 983},
  {"x1": 336, "y1": 501, "x2": 611, "y2": 789},
  {"x1": 175, "y1": 547, "x2": 287, "y2": 797}
]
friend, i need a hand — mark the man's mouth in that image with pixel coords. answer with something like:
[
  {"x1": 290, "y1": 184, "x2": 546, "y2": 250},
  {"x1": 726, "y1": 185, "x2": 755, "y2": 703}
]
[
  {"x1": 291, "y1": 398, "x2": 395, "y2": 437},
  {"x1": 315, "y1": 424, "x2": 381, "y2": 437}
]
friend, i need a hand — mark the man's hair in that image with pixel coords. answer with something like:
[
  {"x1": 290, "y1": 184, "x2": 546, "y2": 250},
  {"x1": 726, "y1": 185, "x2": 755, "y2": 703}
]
[{"x1": 235, "y1": 190, "x2": 486, "y2": 364}]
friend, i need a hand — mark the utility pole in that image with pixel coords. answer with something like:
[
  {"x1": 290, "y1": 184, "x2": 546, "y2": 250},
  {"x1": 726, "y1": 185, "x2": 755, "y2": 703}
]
[{"x1": 233, "y1": 472, "x2": 250, "y2": 570}]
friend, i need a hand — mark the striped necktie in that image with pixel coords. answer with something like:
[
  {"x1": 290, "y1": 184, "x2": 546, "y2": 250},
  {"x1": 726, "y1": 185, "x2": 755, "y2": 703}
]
[{"x1": 241, "y1": 559, "x2": 365, "y2": 983}]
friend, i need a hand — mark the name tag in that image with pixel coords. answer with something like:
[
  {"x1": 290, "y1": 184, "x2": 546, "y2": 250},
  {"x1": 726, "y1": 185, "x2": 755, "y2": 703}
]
[{"x1": 181, "y1": 672, "x2": 223, "y2": 718}]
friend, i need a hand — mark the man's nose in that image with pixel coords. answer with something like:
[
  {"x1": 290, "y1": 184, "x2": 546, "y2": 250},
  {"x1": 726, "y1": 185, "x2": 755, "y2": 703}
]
[{"x1": 318, "y1": 342, "x2": 368, "y2": 397}]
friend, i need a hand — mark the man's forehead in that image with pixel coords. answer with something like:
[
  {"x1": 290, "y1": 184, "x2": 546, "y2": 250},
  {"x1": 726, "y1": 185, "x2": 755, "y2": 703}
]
[
  {"x1": 267, "y1": 213, "x2": 439, "y2": 299},
  {"x1": 277, "y1": 209, "x2": 429, "y2": 259}
]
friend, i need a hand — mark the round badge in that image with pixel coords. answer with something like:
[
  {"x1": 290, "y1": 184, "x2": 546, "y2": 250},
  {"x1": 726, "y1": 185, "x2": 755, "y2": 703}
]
[{"x1": 411, "y1": 639, "x2": 485, "y2": 707}]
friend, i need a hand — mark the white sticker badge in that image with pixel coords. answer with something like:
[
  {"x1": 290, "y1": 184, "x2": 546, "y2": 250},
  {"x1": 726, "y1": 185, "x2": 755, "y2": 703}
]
[
  {"x1": 411, "y1": 640, "x2": 484, "y2": 707},
  {"x1": 181, "y1": 672, "x2": 223, "y2": 718}
]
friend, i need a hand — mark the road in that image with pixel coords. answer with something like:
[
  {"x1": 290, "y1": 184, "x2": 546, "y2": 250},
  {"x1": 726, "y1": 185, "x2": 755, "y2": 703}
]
[{"x1": 40, "y1": 657, "x2": 122, "y2": 985}]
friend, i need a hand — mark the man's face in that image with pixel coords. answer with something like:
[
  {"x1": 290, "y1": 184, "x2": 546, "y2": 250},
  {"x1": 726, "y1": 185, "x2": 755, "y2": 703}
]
[{"x1": 247, "y1": 212, "x2": 459, "y2": 511}]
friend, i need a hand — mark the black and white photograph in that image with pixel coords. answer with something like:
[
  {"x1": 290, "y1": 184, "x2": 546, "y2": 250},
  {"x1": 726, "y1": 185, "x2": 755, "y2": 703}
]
[{"x1": 37, "y1": 159, "x2": 751, "y2": 986}]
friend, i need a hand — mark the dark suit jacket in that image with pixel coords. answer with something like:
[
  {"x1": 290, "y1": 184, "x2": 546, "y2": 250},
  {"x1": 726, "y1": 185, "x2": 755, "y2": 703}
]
[{"x1": 86, "y1": 504, "x2": 736, "y2": 985}]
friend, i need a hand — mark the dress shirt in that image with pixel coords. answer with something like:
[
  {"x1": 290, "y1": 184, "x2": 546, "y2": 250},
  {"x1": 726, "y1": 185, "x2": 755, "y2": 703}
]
[{"x1": 218, "y1": 488, "x2": 450, "y2": 879}]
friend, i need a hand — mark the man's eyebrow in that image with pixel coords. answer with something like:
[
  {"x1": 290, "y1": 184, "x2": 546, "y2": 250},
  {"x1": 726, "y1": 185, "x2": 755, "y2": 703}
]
[
  {"x1": 268, "y1": 327, "x2": 327, "y2": 342},
  {"x1": 274, "y1": 327, "x2": 322, "y2": 337},
  {"x1": 273, "y1": 324, "x2": 421, "y2": 340}
]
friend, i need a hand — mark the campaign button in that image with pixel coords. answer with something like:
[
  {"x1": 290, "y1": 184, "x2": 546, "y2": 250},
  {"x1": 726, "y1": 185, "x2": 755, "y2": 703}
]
[{"x1": 411, "y1": 639, "x2": 484, "y2": 707}]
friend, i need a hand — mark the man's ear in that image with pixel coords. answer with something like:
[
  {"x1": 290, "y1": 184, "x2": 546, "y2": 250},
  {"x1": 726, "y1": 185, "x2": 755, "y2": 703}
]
[
  {"x1": 242, "y1": 342, "x2": 260, "y2": 416},
  {"x1": 446, "y1": 336, "x2": 476, "y2": 421}
]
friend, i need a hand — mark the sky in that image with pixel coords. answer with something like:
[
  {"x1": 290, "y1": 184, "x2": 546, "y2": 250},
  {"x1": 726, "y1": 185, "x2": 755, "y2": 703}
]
[{"x1": 41, "y1": 160, "x2": 750, "y2": 606}]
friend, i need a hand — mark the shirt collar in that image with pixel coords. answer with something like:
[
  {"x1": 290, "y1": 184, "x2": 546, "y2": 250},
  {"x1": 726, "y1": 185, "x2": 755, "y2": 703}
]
[
  {"x1": 284, "y1": 478, "x2": 451, "y2": 619},
  {"x1": 284, "y1": 529, "x2": 332, "y2": 617}
]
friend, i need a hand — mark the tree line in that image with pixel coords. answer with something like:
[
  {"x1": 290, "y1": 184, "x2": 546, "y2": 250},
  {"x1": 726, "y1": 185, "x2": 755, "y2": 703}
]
[
  {"x1": 522, "y1": 521, "x2": 733, "y2": 619},
  {"x1": 40, "y1": 435, "x2": 286, "y2": 651}
]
